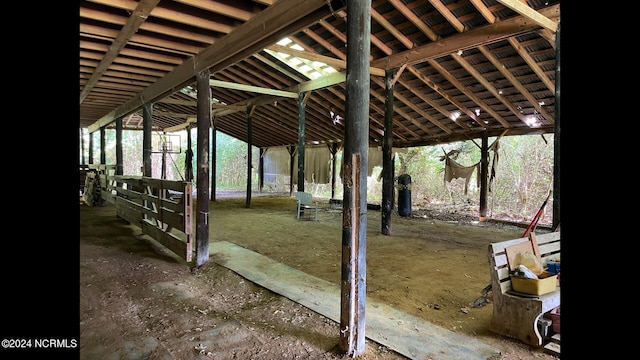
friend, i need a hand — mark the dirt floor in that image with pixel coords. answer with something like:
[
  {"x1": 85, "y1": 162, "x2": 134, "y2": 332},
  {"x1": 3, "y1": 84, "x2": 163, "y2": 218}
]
[{"x1": 79, "y1": 191, "x2": 559, "y2": 360}]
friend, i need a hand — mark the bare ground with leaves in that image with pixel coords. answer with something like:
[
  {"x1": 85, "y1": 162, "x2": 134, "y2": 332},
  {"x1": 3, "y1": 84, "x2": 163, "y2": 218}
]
[{"x1": 79, "y1": 192, "x2": 558, "y2": 360}]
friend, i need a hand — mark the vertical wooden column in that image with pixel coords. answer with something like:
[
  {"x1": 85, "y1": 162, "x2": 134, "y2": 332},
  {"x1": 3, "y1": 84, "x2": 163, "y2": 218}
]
[
  {"x1": 161, "y1": 132, "x2": 167, "y2": 179},
  {"x1": 142, "y1": 103, "x2": 153, "y2": 177},
  {"x1": 287, "y1": 145, "x2": 296, "y2": 196},
  {"x1": 246, "y1": 106, "x2": 254, "y2": 208},
  {"x1": 210, "y1": 119, "x2": 216, "y2": 201},
  {"x1": 552, "y1": 22, "x2": 561, "y2": 230},
  {"x1": 80, "y1": 128, "x2": 85, "y2": 165},
  {"x1": 297, "y1": 92, "x2": 306, "y2": 193},
  {"x1": 100, "y1": 126, "x2": 106, "y2": 165},
  {"x1": 88, "y1": 132, "x2": 94, "y2": 164},
  {"x1": 479, "y1": 132, "x2": 488, "y2": 220},
  {"x1": 115, "y1": 117, "x2": 123, "y2": 176},
  {"x1": 259, "y1": 148, "x2": 265, "y2": 192},
  {"x1": 381, "y1": 68, "x2": 394, "y2": 235},
  {"x1": 186, "y1": 125, "x2": 193, "y2": 182},
  {"x1": 196, "y1": 69, "x2": 211, "y2": 267},
  {"x1": 329, "y1": 143, "x2": 338, "y2": 200},
  {"x1": 339, "y1": 0, "x2": 371, "y2": 356},
  {"x1": 115, "y1": 117, "x2": 124, "y2": 193}
]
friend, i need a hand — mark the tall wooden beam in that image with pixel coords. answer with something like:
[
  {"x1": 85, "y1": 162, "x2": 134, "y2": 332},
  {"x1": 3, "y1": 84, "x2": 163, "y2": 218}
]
[
  {"x1": 195, "y1": 69, "x2": 211, "y2": 267},
  {"x1": 161, "y1": 132, "x2": 167, "y2": 180},
  {"x1": 297, "y1": 93, "x2": 306, "y2": 193},
  {"x1": 89, "y1": 133, "x2": 94, "y2": 164},
  {"x1": 115, "y1": 117, "x2": 123, "y2": 176},
  {"x1": 381, "y1": 69, "x2": 394, "y2": 236},
  {"x1": 479, "y1": 133, "x2": 489, "y2": 220},
  {"x1": 340, "y1": 1, "x2": 371, "y2": 356},
  {"x1": 246, "y1": 106, "x2": 254, "y2": 208},
  {"x1": 185, "y1": 125, "x2": 193, "y2": 182},
  {"x1": 210, "y1": 117, "x2": 216, "y2": 202},
  {"x1": 287, "y1": 145, "x2": 296, "y2": 196},
  {"x1": 552, "y1": 22, "x2": 560, "y2": 230},
  {"x1": 329, "y1": 143, "x2": 338, "y2": 200},
  {"x1": 115, "y1": 117, "x2": 124, "y2": 192},
  {"x1": 100, "y1": 126, "x2": 106, "y2": 165},
  {"x1": 80, "y1": 128, "x2": 85, "y2": 165},
  {"x1": 142, "y1": 103, "x2": 153, "y2": 177},
  {"x1": 258, "y1": 148, "x2": 265, "y2": 192}
]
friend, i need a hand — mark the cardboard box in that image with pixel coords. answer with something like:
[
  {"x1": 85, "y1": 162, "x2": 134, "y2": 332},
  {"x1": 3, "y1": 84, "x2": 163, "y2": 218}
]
[{"x1": 510, "y1": 271, "x2": 557, "y2": 295}]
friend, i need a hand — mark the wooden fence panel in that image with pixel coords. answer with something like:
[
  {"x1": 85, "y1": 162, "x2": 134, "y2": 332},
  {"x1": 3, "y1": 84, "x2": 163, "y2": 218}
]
[{"x1": 83, "y1": 167, "x2": 193, "y2": 263}]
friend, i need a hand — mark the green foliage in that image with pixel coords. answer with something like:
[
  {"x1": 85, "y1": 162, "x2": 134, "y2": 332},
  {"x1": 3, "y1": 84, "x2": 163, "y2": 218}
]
[
  {"x1": 395, "y1": 134, "x2": 555, "y2": 221},
  {"x1": 81, "y1": 128, "x2": 554, "y2": 222}
]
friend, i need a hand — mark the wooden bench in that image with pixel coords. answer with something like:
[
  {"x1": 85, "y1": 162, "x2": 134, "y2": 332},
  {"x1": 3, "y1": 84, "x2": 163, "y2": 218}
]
[{"x1": 487, "y1": 231, "x2": 560, "y2": 347}]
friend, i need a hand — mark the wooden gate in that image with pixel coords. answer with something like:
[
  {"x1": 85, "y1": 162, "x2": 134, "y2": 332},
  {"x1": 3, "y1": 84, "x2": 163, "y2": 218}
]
[
  {"x1": 106, "y1": 174, "x2": 193, "y2": 263},
  {"x1": 82, "y1": 165, "x2": 194, "y2": 262}
]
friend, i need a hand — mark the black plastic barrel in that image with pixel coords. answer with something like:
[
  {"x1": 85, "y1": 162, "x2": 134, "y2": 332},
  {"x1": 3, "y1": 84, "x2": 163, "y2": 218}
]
[{"x1": 397, "y1": 174, "x2": 412, "y2": 217}]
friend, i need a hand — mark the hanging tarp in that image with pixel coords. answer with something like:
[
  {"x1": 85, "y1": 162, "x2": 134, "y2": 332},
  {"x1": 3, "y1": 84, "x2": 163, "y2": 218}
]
[
  {"x1": 443, "y1": 154, "x2": 480, "y2": 195},
  {"x1": 262, "y1": 146, "x2": 291, "y2": 185},
  {"x1": 293, "y1": 146, "x2": 332, "y2": 184}
]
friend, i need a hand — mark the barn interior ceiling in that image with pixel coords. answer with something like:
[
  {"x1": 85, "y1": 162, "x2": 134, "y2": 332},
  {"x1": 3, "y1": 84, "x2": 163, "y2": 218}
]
[{"x1": 80, "y1": 0, "x2": 561, "y2": 149}]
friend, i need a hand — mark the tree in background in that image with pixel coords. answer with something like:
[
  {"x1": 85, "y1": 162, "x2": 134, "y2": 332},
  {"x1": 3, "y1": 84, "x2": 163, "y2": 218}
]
[
  {"x1": 82, "y1": 128, "x2": 554, "y2": 224},
  {"x1": 396, "y1": 134, "x2": 554, "y2": 223}
]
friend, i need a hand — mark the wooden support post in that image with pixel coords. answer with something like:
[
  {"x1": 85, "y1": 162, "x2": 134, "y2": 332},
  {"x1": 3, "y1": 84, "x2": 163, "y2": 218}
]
[
  {"x1": 161, "y1": 132, "x2": 167, "y2": 180},
  {"x1": 115, "y1": 117, "x2": 123, "y2": 192},
  {"x1": 552, "y1": 22, "x2": 561, "y2": 230},
  {"x1": 142, "y1": 103, "x2": 153, "y2": 177},
  {"x1": 287, "y1": 145, "x2": 296, "y2": 196},
  {"x1": 100, "y1": 126, "x2": 106, "y2": 165},
  {"x1": 339, "y1": 0, "x2": 370, "y2": 356},
  {"x1": 210, "y1": 121, "x2": 216, "y2": 201},
  {"x1": 80, "y1": 127, "x2": 85, "y2": 165},
  {"x1": 115, "y1": 117, "x2": 123, "y2": 175},
  {"x1": 195, "y1": 69, "x2": 211, "y2": 267},
  {"x1": 246, "y1": 106, "x2": 253, "y2": 208},
  {"x1": 382, "y1": 68, "x2": 394, "y2": 235},
  {"x1": 330, "y1": 143, "x2": 338, "y2": 200},
  {"x1": 479, "y1": 132, "x2": 488, "y2": 220},
  {"x1": 186, "y1": 125, "x2": 193, "y2": 182},
  {"x1": 297, "y1": 92, "x2": 306, "y2": 193},
  {"x1": 259, "y1": 148, "x2": 265, "y2": 192},
  {"x1": 89, "y1": 132, "x2": 94, "y2": 164}
]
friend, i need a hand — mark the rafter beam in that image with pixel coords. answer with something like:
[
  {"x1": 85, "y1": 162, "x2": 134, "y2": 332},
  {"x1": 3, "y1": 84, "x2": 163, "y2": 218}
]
[
  {"x1": 88, "y1": 0, "x2": 333, "y2": 133},
  {"x1": 372, "y1": 4, "x2": 559, "y2": 69},
  {"x1": 495, "y1": 0, "x2": 558, "y2": 32},
  {"x1": 209, "y1": 79, "x2": 298, "y2": 98},
  {"x1": 80, "y1": 0, "x2": 161, "y2": 104},
  {"x1": 267, "y1": 44, "x2": 385, "y2": 76}
]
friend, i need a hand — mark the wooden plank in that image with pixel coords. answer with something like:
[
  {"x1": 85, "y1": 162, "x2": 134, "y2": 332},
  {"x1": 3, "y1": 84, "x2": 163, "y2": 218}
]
[
  {"x1": 505, "y1": 241, "x2": 534, "y2": 271},
  {"x1": 538, "y1": 242, "x2": 561, "y2": 259},
  {"x1": 529, "y1": 232, "x2": 540, "y2": 258},
  {"x1": 543, "y1": 341, "x2": 560, "y2": 356},
  {"x1": 495, "y1": 0, "x2": 558, "y2": 32},
  {"x1": 488, "y1": 237, "x2": 529, "y2": 254},
  {"x1": 115, "y1": 197, "x2": 143, "y2": 225},
  {"x1": 535, "y1": 231, "x2": 560, "y2": 245},
  {"x1": 141, "y1": 220, "x2": 189, "y2": 260},
  {"x1": 211, "y1": 241, "x2": 501, "y2": 360}
]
